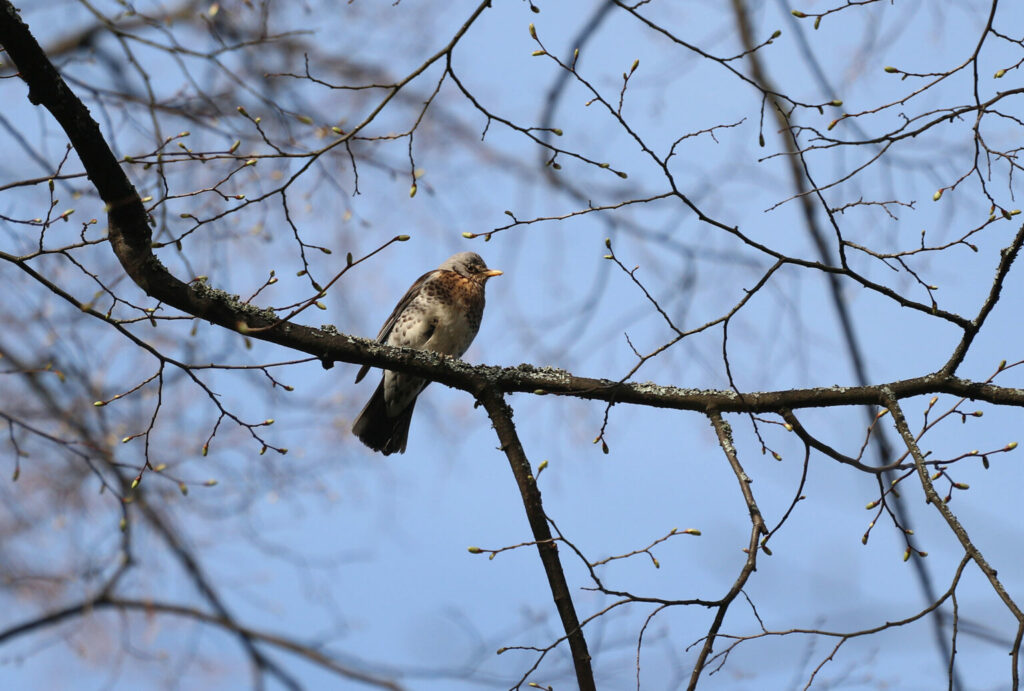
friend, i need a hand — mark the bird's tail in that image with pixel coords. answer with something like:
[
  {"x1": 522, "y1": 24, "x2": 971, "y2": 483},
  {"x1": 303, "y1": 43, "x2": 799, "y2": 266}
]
[{"x1": 352, "y1": 380, "x2": 416, "y2": 455}]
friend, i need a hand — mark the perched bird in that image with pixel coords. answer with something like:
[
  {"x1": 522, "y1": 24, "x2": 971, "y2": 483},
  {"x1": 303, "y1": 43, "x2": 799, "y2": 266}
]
[{"x1": 352, "y1": 252, "x2": 502, "y2": 455}]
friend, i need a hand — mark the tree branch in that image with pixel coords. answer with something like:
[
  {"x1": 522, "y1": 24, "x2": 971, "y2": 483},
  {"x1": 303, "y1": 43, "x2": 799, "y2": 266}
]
[
  {"x1": 0, "y1": 594, "x2": 403, "y2": 690},
  {"x1": 882, "y1": 391, "x2": 1024, "y2": 687},
  {"x1": 474, "y1": 385, "x2": 595, "y2": 691},
  {"x1": 688, "y1": 411, "x2": 767, "y2": 690}
]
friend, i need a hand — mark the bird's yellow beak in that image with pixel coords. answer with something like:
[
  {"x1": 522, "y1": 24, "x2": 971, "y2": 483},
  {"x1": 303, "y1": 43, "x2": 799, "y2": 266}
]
[{"x1": 482, "y1": 269, "x2": 503, "y2": 278}]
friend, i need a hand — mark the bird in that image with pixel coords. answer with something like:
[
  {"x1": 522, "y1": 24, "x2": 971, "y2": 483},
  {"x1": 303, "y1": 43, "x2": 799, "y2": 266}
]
[{"x1": 351, "y1": 251, "x2": 502, "y2": 455}]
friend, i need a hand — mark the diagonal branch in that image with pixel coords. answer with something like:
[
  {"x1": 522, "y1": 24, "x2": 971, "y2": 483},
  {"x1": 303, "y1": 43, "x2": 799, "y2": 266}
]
[
  {"x1": 941, "y1": 222, "x2": 1024, "y2": 375},
  {"x1": 474, "y1": 385, "x2": 595, "y2": 691},
  {"x1": 882, "y1": 391, "x2": 1024, "y2": 688},
  {"x1": 688, "y1": 411, "x2": 767, "y2": 690}
]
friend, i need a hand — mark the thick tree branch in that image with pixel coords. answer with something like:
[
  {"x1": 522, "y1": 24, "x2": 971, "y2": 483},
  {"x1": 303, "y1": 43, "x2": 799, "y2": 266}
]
[{"x1": 4, "y1": 1, "x2": 1024, "y2": 432}]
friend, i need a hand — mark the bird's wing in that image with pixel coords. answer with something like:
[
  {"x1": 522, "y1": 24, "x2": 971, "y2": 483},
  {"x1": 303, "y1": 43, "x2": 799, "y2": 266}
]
[{"x1": 355, "y1": 269, "x2": 436, "y2": 383}]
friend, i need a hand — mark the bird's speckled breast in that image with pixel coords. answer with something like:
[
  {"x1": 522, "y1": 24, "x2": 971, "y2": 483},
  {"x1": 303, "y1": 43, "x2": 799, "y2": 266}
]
[
  {"x1": 431, "y1": 274, "x2": 484, "y2": 351},
  {"x1": 381, "y1": 272, "x2": 487, "y2": 416}
]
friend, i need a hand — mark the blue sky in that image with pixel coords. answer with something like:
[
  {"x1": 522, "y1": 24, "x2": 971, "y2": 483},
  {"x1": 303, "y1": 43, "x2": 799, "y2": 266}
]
[{"x1": 2, "y1": 0, "x2": 1024, "y2": 689}]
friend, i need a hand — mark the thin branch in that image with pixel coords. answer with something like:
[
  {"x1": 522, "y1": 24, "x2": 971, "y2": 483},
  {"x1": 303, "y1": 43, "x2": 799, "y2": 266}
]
[
  {"x1": 882, "y1": 391, "x2": 1024, "y2": 687},
  {"x1": 0, "y1": 595, "x2": 403, "y2": 690},
  {"x1": 689, "y1": 411, "x2": 767, "y2": 689}
]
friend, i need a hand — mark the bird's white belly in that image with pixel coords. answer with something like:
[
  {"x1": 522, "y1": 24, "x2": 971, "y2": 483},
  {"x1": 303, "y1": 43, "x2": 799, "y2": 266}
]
[{"x1": 380, "y1": 304, "x2": 478, "y2": 417}]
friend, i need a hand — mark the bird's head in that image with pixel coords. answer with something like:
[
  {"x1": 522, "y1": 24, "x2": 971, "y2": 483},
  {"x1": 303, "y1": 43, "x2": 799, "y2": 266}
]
[{"x1": 441, "y1": 252, "x2": 503, "y2": 283}]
